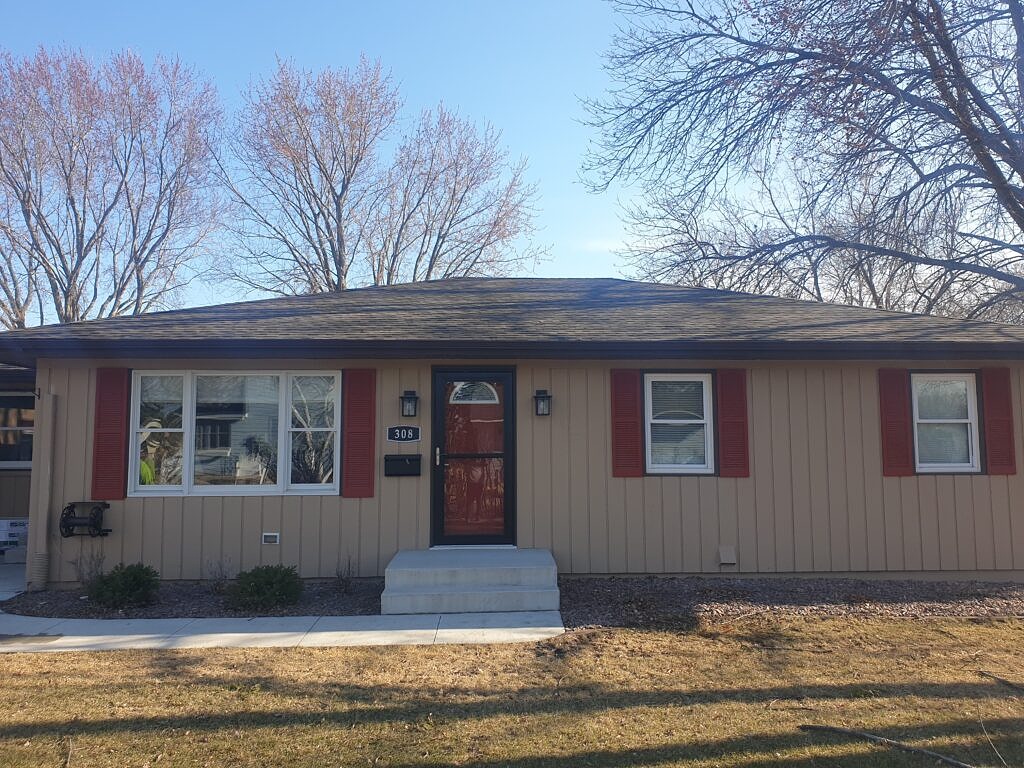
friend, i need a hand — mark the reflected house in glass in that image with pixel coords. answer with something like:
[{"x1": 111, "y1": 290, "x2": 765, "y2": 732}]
[{"x1": 2, "y1": 278, "x2": 1024, "y2": 593}]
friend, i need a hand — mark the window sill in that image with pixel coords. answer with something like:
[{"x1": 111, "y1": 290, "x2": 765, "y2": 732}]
[
  {"x1": 914, "y1": 466, "x2": 981, "y2": 475},
  {"x1": 645, "y1": 468, "x2": 715, "y2": 476},
  {"x1": 128, "y1": 486, "x2": 341, "y2": 498},
  {"x1": 0, "y1": 462, "x2": 31, "y2": 470}
]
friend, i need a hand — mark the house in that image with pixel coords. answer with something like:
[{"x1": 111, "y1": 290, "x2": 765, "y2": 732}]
[
  {"x1": 0, "y1": 363, "x2": 36, "y2": 560},
  {"x1": 1, "y1": 278, "x2": 1023, "y2": 611}
]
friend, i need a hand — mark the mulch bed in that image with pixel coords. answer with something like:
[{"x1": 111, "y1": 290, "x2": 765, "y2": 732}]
[
  {"x1": 4, "y1": 573, "x2": 1024, "y2": 625},
  {"x1": 0, "y1": 578, "x2": 383, "y2": 619}
]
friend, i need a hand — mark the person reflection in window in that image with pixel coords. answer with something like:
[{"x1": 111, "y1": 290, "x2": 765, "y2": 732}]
[{"x1": 139, "y1": 443, "x2": 156, "y2": 485}]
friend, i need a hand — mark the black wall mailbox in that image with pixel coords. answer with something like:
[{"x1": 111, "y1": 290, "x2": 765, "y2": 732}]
[{"x1": 384, "y1": 454, "x2": 422, "y2": 477}]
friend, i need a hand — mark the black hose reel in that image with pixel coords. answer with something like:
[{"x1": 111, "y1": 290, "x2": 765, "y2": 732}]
[{"x1": 59, "y1": 501, "x2": 111, "y2": 538}]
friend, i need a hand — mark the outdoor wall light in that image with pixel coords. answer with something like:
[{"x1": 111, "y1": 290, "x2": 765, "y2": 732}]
[
  {"x1": 400, "y1": 390, "x2": 419, "y2": 418},
  {"x1": 533, "y1": 389, "x2": 552, "y2": 416}
]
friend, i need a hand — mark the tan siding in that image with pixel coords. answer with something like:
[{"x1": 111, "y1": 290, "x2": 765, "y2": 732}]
[
  {"x1": 899, "y1": 478, "x2": 923, "y2": 571},
  {"x1": 788, "y1": 369, "x2": 813, "y2": 572},
  {"x1": 680, "y1": 477, "x2": 701, "y2": 571},
  {"x1": 587, "y1": 369, "x2": 610, "y2": 573},
  {"x1": 531, "y1": 366, "x2": 554, "y2": 554},
  {"x1": 805, "y1": 369, "x2": 831, "y2": 571},
  {"x1": 568, "y1": 368, "x2": 591, "y2": 573},
  {"x1": 550, "y1": 368, "x2": 572, "y2": 571},
  {"x1": 27, "y1": 357, "x2": 1024, "y2": 582}
]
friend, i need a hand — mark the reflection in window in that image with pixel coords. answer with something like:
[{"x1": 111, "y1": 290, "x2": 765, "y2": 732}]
[
  {"x1": 0, "y1": 392, "x2": 34, "y2": 466},
  {"x1": 130, "y1": 371, "x2": 341, "y2": 495},
  {"x1": 449, "y1": 381, "x2": 500, "y2": 404},
  {"x1": 193, "y1": 375, "x2": 280, "y2": 486},
  {"x1": 137, "y1": 375, "x2": 184, "y2": 486},
  {"x1": 289, "y1": 375, "x2": 337, "y2": 485}
]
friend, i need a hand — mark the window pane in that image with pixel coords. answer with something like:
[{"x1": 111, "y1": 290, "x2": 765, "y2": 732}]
[
  {"x1": 137, "y1": 431, "x2": 183, "y2": 486},
  {"x1": 916, "y1": 379, "x2": 969, "y2": 420},
  {"x1": 650, "y1": 423, "x2": 707, "y2": 465},
  {"x1": 651, "y1": 380, "x2": 704, "y2": 420},
  {"x1": 139, "y1": 376, "x2": 183, "y2": 429},
  {"x1": 0, "y1": 429, "x2": 33, "y2": 462},
  {"x1": 917, "y1": 423, "x2": 971, "y2": 465},
  {"x1": 0, "y1": 394, "x2": 34, "y2": 432},
  {"x1": 291, "y1": 376, "x2": 335, "y2": 429},
  {"x1": 290, "y1": 431, "x2": 335, "y2": 485},
  {"x1": 194, "y1": 375, "x2": 279, "y2": 486}
]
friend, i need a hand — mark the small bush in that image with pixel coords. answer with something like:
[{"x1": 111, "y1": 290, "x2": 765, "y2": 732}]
[
  {"x1": 88, "y1": 563, "x2": 160, "y2": 610},
  {"x1": 335, "y1": 556, "x2": 354, "y2": 595},
  {"x1": 227, "y1": 564, "x2": 303, "y2": 611}
]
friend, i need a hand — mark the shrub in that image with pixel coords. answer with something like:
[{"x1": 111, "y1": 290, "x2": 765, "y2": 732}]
[
  {"x1": 87, "y1": 563, "x2": 160, "y2": 609},
  {"x1": 227, "y1": 564, "x2": 303, "y2": 611}
]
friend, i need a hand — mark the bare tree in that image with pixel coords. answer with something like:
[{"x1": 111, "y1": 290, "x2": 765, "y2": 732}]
[
  {"x1": 222, "y1": 59, "x2": 539, "y2": 295},
  {"x1": 587, "y1": 0, "x2": 1024, "y2": 318},
  {"x1": 364, "y1": 107, "x2": 537, "y2": 285},
  {"x1": 627, "y1": 161, "x2": 1024, "y2": 320},
  {"x1": 0, "y1": 47, "x2": 221, "y2": 327}
]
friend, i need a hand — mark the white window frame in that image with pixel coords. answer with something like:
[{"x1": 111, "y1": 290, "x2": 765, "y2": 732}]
[
  {"x1": 0, "y1": 390, "x2": 34, "y2": 469},
  {"x1": 911, "y1": 372, "x2": 981, "y2": 474},
  {"x1": 644, "y1": 372, "x2": 715, "y2": 475},
  {"x1": 129, "y1": 370, "x2": 342, "y2": 497}
]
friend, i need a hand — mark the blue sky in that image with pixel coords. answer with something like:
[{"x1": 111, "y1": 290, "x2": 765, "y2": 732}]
[{"x1": 3, "y1": 0, "x2": 634, "y2": 306}]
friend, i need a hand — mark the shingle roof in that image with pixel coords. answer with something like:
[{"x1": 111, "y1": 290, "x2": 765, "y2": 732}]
[{"x1": 1, "y1": 277, "x2": 1023, "y2": 363}]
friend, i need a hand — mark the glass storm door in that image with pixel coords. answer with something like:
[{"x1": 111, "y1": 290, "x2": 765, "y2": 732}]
[{"x1": 431, "y1": 369, "x2": 515, "y2": 545}]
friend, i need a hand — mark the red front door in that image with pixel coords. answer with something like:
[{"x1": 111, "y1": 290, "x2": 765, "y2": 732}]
[{"x1": 432, "y1": 369, "x2": 515, "y2": 545}]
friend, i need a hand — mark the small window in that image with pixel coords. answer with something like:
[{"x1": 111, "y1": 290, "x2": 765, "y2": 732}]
[
  {"x1": 911, "y1": 373, "x2": 980, "y2": 473},
  {"x1": 136, "y1": 375, "x2": 185, "y2": 488},
  {"x1": 0, "y1": 391, "x2": 34, "y2": 468},
  {"x1": 288, "y1": 374, "x2": 339, "y2": 488},
  {"x1": 644, "y1": 373, "x2": 714, "y2": 474},
  {"x1": 449, "y1": 381, "x2": 499, "y2": 404}
]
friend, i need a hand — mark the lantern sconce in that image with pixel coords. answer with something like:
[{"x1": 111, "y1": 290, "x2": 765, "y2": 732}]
[
  {"x1": 400, "y1": 390, "x2": 419, "y2": 418},
  {"x1": 533, "y1": 389, "x2": 552, "y2": 417}
]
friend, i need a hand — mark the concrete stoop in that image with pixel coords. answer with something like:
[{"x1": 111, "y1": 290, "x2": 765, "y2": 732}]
[{"x1": 381, "y1": 548, "x2": 560, "y2": 615}]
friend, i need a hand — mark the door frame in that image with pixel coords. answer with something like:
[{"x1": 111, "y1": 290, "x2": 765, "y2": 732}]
[{"x1": 430, "y1": 366, "x2": 516, "y2": 546}]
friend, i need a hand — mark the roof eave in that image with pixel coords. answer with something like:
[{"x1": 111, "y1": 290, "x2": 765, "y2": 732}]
[{"x1": 2, "y1": 337, "x2": 1023, "y2": 364}]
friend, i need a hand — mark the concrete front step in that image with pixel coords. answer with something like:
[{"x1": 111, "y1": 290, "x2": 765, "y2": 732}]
[
  {"x1": 381, "y1": 548, "x2": 559, "y2": 614},
  {"x1": 381, "y1": 585, "x2": 561, "y2": 615}
]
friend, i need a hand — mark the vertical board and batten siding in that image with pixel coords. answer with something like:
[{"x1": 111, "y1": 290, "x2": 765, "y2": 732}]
[{"x1": 27, "y1": 358, "x2": 1024, "y2": 582}]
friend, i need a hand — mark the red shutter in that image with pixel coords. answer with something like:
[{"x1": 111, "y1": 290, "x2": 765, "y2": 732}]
[
  {"x1": 716, "y1": 369, "x2": 749, "y2": 477},
  {"x1": 610, "y1": 369, "x2": 644, "y2": 477},
  {"x1": 878, "y1": 368, "x2": 915, "y2": 477},
  {"x1": 342, "y1": 368, "x2": 376, "y2": 497},
  {"x1": 91, "y1": 367, "x2": 131, "y2": 501},
  {"x1": 982, "y1": 367, "x2": 1016, "y2": 475}
]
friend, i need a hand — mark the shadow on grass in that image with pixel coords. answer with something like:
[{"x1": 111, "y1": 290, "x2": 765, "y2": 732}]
[
  {"x1": 1, "y1": 712, "x2": 1020, "y2": 767},
  {"x1": 1, "y1": 677, "x2": 1020, "y2": 737}
]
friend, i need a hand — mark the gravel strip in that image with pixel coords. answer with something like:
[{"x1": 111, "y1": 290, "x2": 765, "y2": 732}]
[
  {"x1": 559, "y1": 576, "x2": 1024, "y2": 629},
  {"x1": 1, "y1": 578, "x2": 383, "y2": 619},
  {"x1": 5, "y1": 574, "x2": 1023, "y2": 626}
]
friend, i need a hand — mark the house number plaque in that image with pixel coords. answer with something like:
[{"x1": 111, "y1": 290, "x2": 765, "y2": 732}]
[{"x1": 386, "y1": 426, "x2": 421, "y2": 442}]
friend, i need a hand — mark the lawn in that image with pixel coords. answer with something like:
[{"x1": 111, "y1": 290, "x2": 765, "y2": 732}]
[{"x1": 2, "y1": 615, "x2": 1022, "y2": 767}]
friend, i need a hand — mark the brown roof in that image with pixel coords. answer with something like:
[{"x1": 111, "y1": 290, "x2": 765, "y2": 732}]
[{"x1": 1, "y1": 277, "x2": 1023, "y2": 363}]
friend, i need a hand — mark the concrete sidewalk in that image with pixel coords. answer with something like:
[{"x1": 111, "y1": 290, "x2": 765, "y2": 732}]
[
  {"x1": 0, "y1": 610, "x2": 564, "y2": 653},
  {"x1": 0, "y1": 562, "x2": 25, "y2": 601}
]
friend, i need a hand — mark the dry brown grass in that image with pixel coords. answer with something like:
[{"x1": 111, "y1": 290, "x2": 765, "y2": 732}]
[{"x1": 1, "y1": 616, "x2": 1022, "y2": 767}]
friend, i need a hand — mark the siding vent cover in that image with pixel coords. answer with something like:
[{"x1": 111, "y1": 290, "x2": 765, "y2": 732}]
[
  {"x1": 718, "y1": 545, "x2": 737, "y2": 566},
  {"x1": 262, "y1": 532, "x2": 280, "y2": 545}
]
